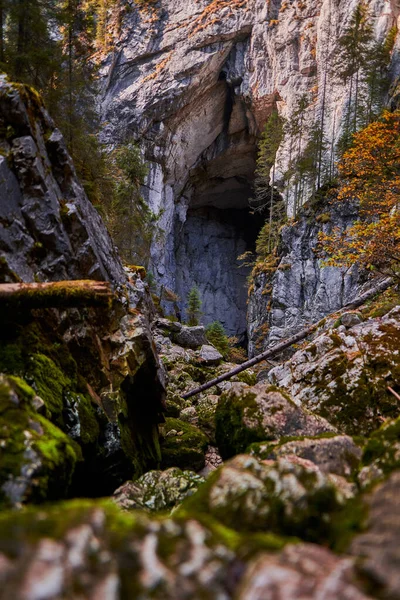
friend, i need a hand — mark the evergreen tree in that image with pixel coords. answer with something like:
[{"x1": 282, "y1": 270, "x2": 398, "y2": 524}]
[
  {"x1": 335, "y1": 1, "x2": 374, "y2": 152},
  {"x1": 250, "y1": 109, "x2": 284, "y2": 252},
  {"x1": 109, "y1": 143, "x2": 154, "y2": 265},
  {"x1": 186, "y1": 286, "x2": 202, "y2": 326},
  {"x1": 206, "y1": 321, "x2": 230, "y2": 357},
  {"x1": 291, "y1": 94, "x2": 310, "y2": 214},
  {"x1": 6, "y1": 0, "x2": 61, "y2": 91}
]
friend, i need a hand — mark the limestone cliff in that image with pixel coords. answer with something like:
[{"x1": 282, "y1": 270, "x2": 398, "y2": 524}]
[
  {"x1": 0, "y1": 78, "x2": 166, "y2": 503},
  {"x1": 100, "y1": 0, "x2": 400, "y2": 338}
]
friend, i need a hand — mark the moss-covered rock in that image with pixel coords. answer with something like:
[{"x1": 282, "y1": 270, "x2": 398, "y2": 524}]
[
  {"x1": 113, "y1": 467, "x2": 205, "y2": 512},
  {"x1": 215, "y1": 383, "x2": 336, "y2": 459},
  {"x1": 248, "y1": 434, "x2": 362, "y2": 478},
  {"x1": 160, "y1": 418, "x2": 208, "y2": 471},
  {"x1": 0, "y1": 499, "x2": 238, "y2": 599},
  {"x1": 0, "y1": 374, "x2": 79, "y2": 507},
  {"x1": 358, "y1": 415, "x2": 400, "y2": 488},
  {"x1": 350, "y1": 471, "x2": 400, "y2": 599},
  {"x1": 269, "y1": 307, "x2": 400, "y2": 436},
  {"x1": 237, "y1": 542, "x2": 369, "y2": 599},
  {"x1": 179, "y1": 454, "x2": 354, "y2": 543}
]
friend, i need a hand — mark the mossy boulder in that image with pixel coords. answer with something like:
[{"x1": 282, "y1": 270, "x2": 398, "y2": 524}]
[
  {"x1": 0, "y1": 500, "x2": 238, "y2": 599},
  {"x1": 248, "y1": 434, "x2": 362, "y2": 478},
  {"x1": 237, "y1": 543, "x2": 369, "y2": 599},
  {"x1": 113, "y1": 467, "x2": 205, "y2": 512},
  {"x1": 0, "y1": 374, "x2": 79, "y2": 507},
  {"x1": 269, "y1": 307, "x2": 400, "y2": 436},
  {"x1": 215, "y1": 383, "x2": 336, "y2": 459},
  {"x1": 179, "y1": 454, "x2": 354, "y2": 543},
  {"x1": 350, "y1": 471, "x2": 400, "y2": 599},
  {"x1": 160, "y1": 418, "x2": 208, "y2": 471},
  {"x1": 358, "y1": 415, "x2": 400, "y2": 488}
]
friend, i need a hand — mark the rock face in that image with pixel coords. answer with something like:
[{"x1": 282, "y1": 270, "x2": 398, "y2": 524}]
[
  {"x1": 0, "y1": 77, "x2": 124, "y2": 284},
  {"x1": 269, "y1": 306, "x2": 400, "y2": 436},
  {"x1": 100, "y1": 0, "x2": 398, "y2": 337},
  {"x1": 215, "y1": 383, "x2": 336, "y2": 458},
  {"x1": 0, "y1": 80, "x2": 167, "y2": 502},
  {"x1": 247, "y1": 202, "x2": 361, "y2": 354}
]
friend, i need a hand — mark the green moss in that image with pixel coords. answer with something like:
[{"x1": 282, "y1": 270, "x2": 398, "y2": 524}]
[
  {"x1": 161, "y1": 418, "x2": 208, "y2": 471},
  {"x1": 0, "y1": 375, "x2": 78, "y2": 507},
  {"x1": 236, "y1": 370, "x2": 257, "y2": 386},
  {"x1": 28, "y1": 353, "x2": 70, "y2": 424},
  {"x1": 215, "y1": 390, "x2": 268, "y2": 459},
  {"x1": 361, "y1": 415, "x2": 400, "y2": 476}
]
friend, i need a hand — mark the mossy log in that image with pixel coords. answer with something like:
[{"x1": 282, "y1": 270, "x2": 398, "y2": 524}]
[
  {"x1": 0, "y1": 280, "x2": 114, "y2": 309},
  {"x1": 182, "y1": 277, "x2": 394, "y2": 400}
]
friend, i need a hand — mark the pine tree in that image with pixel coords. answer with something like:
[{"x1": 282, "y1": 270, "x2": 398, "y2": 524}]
[
  {"x1": 109, "y1": 143, "x2": 154, "y2": 265},
  {"x1": 186, "y1": 286, "x2": 202, "y2": 326},
  {"x1": 6, "y1": 0, "x2": 61, "y2": 91},
  {"x1": 251, "y1": 109, "x2": 284, "y2": 252},
  {"x1": 206, "y1": 321, "x2": 230, "y2": 357},
  {"x1": 335, "y1": 1, "x2": 374, "y2": 152}
]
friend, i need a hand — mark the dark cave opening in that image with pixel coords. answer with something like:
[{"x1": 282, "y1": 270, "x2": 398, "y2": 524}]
[
  {"x1": 175, "y1": 173, "x2": 264, "y2": 339},
  {"x1": 171, "y1": 60, "x2": 267, "y2": 340}
]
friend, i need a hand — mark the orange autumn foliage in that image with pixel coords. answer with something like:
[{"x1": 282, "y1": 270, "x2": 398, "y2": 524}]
[{"x1": 319, "y1": 110, "x2": 400, "y2": 277}]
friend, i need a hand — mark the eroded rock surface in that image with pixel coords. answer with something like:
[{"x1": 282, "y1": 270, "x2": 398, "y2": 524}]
[
  {"x1": 269, "y1": 307, "x2": 400, "y2": 435},
  {"x1": 351, "y1": 471, "x2": 400, "y2": 599},
  {"x1": 249, "y1": 434, "x2": 362, "y2": 479},
  {"x1": 215, "y1": 383, "x2": 336, "y2": 459},
  {"x1": 238, "y1": 543, "x2": 371, "y2": 600},
  {"x1": 113, "y1": 467, "x2": 204, "y2": 512}
]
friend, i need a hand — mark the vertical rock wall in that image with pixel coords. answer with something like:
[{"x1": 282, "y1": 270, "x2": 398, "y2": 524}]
[{"x1": 100, "y1": 0, "x2": 400, "y2": 337}]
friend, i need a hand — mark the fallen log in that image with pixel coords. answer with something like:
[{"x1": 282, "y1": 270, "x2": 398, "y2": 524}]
[
  {"x1": 182, "y1": 277, "x2": 394, "y2": 400},
  {"x1": 0, "y1": 280, "x2": 114, "y2": 310}
]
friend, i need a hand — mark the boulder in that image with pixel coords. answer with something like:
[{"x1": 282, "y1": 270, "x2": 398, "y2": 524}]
[
  {"x1": 357, "y1": 415, "x2": 400, "y2": 489},
  {"x1": 237, "y1": 543, "x2": 370, "y2": 600},
  {"x1": 341, "y1": 312, "x2": 363, "y2": 328},
  {"x1": 197, "y1": 344, "x2": 223, "y2": 366},
  {"x1": 113, "y1": 467, "x2": 204, "y2": 512},
  {"x1": 215, "y1": 383, "x2": 336, "y2": 459},
  {"x1": 351, "y1": 471, "x2": 400, "y2": 599},
  {"x1": 0, "y1": 375, "x2": 78, "y2": 508},
  {"x1": 0, "y1": 501, "x2": 237, "y2": 599},
  {"x1": 160, "y1": 418, "x2": 208, "y2": 471},
  {"x1": 173, "y1": 326, "x2": 208, "y2": 349},
  {"x1": 249, "y1": 435, "x2": 362, "y2": 478},
  {"x1": 180, "y1": 454, "x2": 354, "y2": 541},
  {"x1": 269, "y1": 307, "x2": 400, "y2": 435}
]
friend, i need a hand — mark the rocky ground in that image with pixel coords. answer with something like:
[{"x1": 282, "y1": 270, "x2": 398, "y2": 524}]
[
  {"x1": 2, "y1": 299, "x2": 400, "y2": 598},
  {"x1": 2, "y1": 78, "x2": 400, "y2": 599}
]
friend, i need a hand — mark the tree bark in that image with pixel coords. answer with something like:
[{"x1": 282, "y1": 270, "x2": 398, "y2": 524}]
[{"x1": 182, "y1": 277, "x2": 394, "y2": 400}]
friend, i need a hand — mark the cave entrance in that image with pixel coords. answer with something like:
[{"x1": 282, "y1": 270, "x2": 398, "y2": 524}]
[
  {"x1": 174, "y1": 146, "x2": 264, "y2": 339},
  {"x1": 169, "y1": 52, "x2": 269, "y2": 340}
]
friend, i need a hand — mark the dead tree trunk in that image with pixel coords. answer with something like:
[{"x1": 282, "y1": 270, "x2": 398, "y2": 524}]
[
  {"x1": 182, "y1": 277, "x2": 393, "y2": 400},
  {"x1": 0, "y1": 280, "x2": 114, "y2": 310}
]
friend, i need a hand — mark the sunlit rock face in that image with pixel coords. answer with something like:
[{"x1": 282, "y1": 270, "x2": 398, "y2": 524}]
[{"x1": 100, "y1": 0, "x2": 399, "y2": 336}]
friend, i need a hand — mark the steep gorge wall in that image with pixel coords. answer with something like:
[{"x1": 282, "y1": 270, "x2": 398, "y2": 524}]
[{"x1": 100, "y1": 0, "x2": 400, "y2": 337}]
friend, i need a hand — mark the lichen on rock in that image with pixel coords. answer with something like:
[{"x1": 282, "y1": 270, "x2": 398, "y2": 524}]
[
  {"x1": 269, "y1": 307, "x2": 400, "y2": 436},
  {"x1": 215, "y1": 383, "x2": 336, "y2": 459},
  {"x1": 113, "y1": 467, "x2": 205, "y2": 512}
]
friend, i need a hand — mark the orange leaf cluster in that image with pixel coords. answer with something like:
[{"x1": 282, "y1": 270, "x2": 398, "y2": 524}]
[{"x1": 319, "y1": 110, "x2": 400, "y2": 277}]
